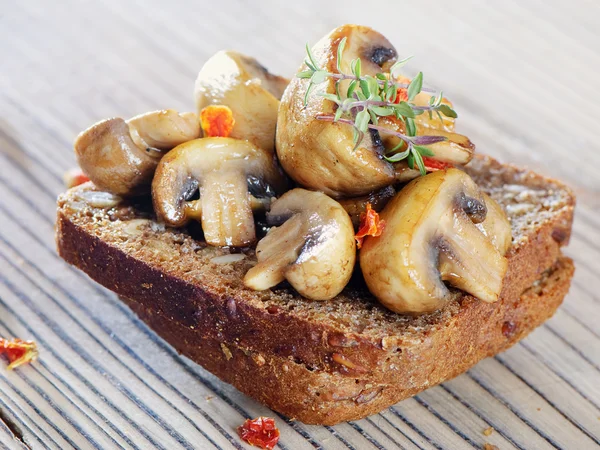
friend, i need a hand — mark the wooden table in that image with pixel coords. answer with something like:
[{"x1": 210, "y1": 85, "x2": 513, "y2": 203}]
[{"x1": 1, "y1": 1, "x2": 599, "y2": 448}]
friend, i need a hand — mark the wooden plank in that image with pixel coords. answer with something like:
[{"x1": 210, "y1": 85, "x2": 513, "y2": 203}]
[{"x1": 1, "y1": 0, "x2": 599, "y2": 448}]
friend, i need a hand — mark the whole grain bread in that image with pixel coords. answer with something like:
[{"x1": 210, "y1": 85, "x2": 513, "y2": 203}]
[
  {"x1": 124, "y1": 257, "x2": 573, "y2": 424},
  {"x1": 56, "y1": 155, "x2": 575, "y2": 424}
]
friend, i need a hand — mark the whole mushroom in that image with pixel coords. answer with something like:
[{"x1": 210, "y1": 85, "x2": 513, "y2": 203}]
[
  {"x1": 244, "y1": 189, "x2": 356, "y2": 300},
  {"x1": 194, "y1": 51, "x2": 288, "y2": 153},
  {"x1": 276, "y1": 24, "x2": 475, "y2": 198},
  {"x1": 152, "y1": 137, "x2": 289, "y2": 247},
  {"x1": 360, "y1": 168, "x2": 511, "y2": 314},
  {"x1": 75, "y1": 109, "x2": 200, "y2": 196}
]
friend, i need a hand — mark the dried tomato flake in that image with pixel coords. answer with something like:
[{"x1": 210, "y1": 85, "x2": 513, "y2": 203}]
[
  {"x1": 238, "y1": 417, "x2": 280, "y2": 449},
  {"x1": 393, "y1": 88, "x2": 408, "y2": 104},
  {"x1": 394, "y1": 75, "x2": 410, "y2": 103},
  {"x1": 200, "y1": 105, "x2": 235, "y2": 138},
  {"x1": 0, "y1": 338, "x2": 38, "y2": 370},
  {"x1": 421, "y1": 157, "x2": 454, "y2": 172},
  {"x1": 63, "y1": 168, "x2": 90, "y2": 189},
  {"x1": 355, "y1": 203, "x2": 385, "y2": 249}
]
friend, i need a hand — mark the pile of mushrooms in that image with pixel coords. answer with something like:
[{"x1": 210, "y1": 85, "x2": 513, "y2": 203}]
[{"x1": 71, "y1": 24, "x2": 512, "y2": 314}]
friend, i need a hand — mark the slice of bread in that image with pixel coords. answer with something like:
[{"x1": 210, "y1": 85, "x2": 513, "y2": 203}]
[{"x1": 56, "y1": 155, "x2": 575, "y2": 424}]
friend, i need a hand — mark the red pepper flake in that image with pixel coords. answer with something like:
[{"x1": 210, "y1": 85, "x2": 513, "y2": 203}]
[
  {"x1": 200, "y1": 105, "x2": 235, "y2": 138},
  {"x1": 355, "y1": 203, "x2": 385, "y2": 249},
  {"x1": 393, "y1": 88, "x2": 408, "y2": 104},
  {"x1": 393, "y1": 75, "x2": 410, "y2": 103},
  {"x1": 422, "y1": 157, "x2": 454, "y2": 172},
  {"x1": 238, "y1": 417, "x2": 280, "y2": 449},
  {"x1": 0, "y1": 338, "x2": 38, "y2": 370},
  {"x1": 63, "y1": 168, "x2": 90, "y2": 189}
]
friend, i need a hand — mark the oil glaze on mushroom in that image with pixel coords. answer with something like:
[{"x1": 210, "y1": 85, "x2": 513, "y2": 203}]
[
  {"x1": 360, "y1": 169, "x2": 511, "y2": 314},
  {"x1": 194, "y1": 51, "x2": 288, "y2": 153},
  {"x1": 152, "y1": 137, "x2": 288, "y2": 247},
  {"x1": 244, "y1": 189, "x2": 356, "y2": 300},
  {"x1": 276, "y1": 24, "x2": 475, "y2": 198},
  {"x1": 74, "y1": 109, "x2": 200, "y2": 196}
]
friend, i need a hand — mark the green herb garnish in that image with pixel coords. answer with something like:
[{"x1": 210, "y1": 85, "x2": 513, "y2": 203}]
[{"x1": 297, "y1": 37, "x2": 457, "y2": 175}]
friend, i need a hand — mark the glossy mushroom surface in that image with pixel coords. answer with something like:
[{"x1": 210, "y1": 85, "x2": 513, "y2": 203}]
[
  {"x1": 276, "y1": 24, "x2": 475, "y2": 198},
  {"x1": 152, "y1": 137, "x2": 288, "y2": 247},
  {"x1": 194, "y1": 51, "x2": 288, "y2": 153},
  {"x1": 74, "y1": 110, "x2": 200, "y2": 196},
  {"x1": 277, "y1": 25, "x2": 399, "y2": 198},
  {"x1": 244, "y1": 189, "x2": 356, "y2": 300},
  {"x1": 360, "y1": 168, "x2": 511, "y2": 314}
]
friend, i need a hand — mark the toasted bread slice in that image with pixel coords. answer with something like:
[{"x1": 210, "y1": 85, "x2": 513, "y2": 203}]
[{"x1": 56, "y1": 155, "x2": 575, "y2": 424}]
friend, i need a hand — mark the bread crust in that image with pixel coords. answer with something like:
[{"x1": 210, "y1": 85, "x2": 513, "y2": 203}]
[
  {"x1": 122, "y1": 258, "x2": 573, "y2": 425},
  {"x1": 55, "y1": 155, "x2": 576, "y2": 424},
  {"x1": 55, "y1": 196, "x2": 573, "y2": 378}
]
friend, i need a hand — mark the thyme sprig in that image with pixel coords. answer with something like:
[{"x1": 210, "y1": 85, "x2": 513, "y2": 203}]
[{"x1": 297, "y1": 37, "x2": 457, "y2": 175}]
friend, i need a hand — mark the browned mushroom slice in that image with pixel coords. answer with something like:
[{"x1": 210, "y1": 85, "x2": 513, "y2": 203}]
[
  {"x1": 194, "y1": 51, "x2": 288, "y2": 153},
  {"x1": 377, "y1": 117, "x2": 475, "y2": 166},
  {"x1": 152, "y1": 137, "x2": 288, "y2": 247},
  {"x1": 74, "y1": 110, "x2": 200, "y2": 196},
  {"x1": 360, "y1": 169, "x2": 511, "y2": 314},
  {"x1": 244, "y1": 189, "x2": 356, "y2": 300}
]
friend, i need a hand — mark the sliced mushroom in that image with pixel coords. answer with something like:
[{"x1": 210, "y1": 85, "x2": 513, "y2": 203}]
[
  {"x1": 477, "y1": 193, "x2": 512, "y2": 254},
  {"x1": 75, "y1": 110, "x2": 200, "y2": 196},
  {"x1": 378, "y1": 116, "x2": 475, "y2": 165},
  {"x1": 244, "y1": 189, "x2": 356, "y2": 300},
  {"x1": 360, "y1": 169, "x2": 511, "y2": 314},
  {"x1": 152, "y1": 137, "x2": 288, "y2": 247},
  {"x1": 276, "y1": 24, "x2": 475, "y2": 198},
  {"x1": 338, "y1": 185, "x2": 396, "y2": 227},
  {"x1": 194, "y1": 51, "x2": 288, "y2": 153}
]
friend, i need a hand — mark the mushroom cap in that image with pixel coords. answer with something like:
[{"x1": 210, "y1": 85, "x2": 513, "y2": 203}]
[
  {"x1": 127, "y1": 110, "x2": 200, "y2": 150},
  {"x1": 74, "y1": 110, "x2": 200, "y2": 196},
  {"x1": 360, "y1": 168, "x2": 510, "y2": 314},
  {"x1": 152, "y1": 137, "x2": 289, "y2": 247},
  {"x1": 276, "y1": 25, "x2": 398, "y2": 198},
  {"x1": 194, "y1": 51, "x2": 288, "y2": 153},
  {"x1": 74, "y1": 118, "x2": 159, "y2": 196},
  {"x1": 244, "y1": 188, "x2": 356, "y2": 300}
]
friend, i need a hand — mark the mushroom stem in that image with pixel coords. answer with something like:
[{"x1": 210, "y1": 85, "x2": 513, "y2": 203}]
[
  {"x1": 243, "y1": 189, "x2": 356, "y2": 300},
  {"x1": 200, "y1": 171, "x2": 255, "y2": 247},
  {"x1": 360, "y1": 169, "x2": 511, "y2": 314},
  {"x1": 185, "y1": 195, "x2": 273, "y2": 221},
  {"x1": 244, "y1": 215, "x2": 304, "y2": 290},
  {"x1": 438, "y1": 209, "x2": 507, "y2": 303},
  {"x1": 152, "y1": 137, "x2": 289, "y2": 247}
]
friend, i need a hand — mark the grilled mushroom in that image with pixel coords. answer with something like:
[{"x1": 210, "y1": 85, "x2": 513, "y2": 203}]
[
  {"x1": 152, "y1": 137, "x2": 288, "y2": 247},
  {"x1": 360, "y1": 169, "x2": 511, "y2": 314},
  {"x1": 75, "y1": 110, "x2": 200, "y2": 196},
  {"x1": 194, "y1": 51, "x2": 288, "y2": 153},
  {"x1": 244, "y1": 189, "x2": 356, "y2": 300},
  {"x1": 276, "y1": 24, "x2": 475, "y2": 198}
]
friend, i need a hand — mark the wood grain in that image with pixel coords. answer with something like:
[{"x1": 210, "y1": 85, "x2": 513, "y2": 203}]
[{"x1": 0, "y1": 0, "x2": 599, "y2": 448}]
